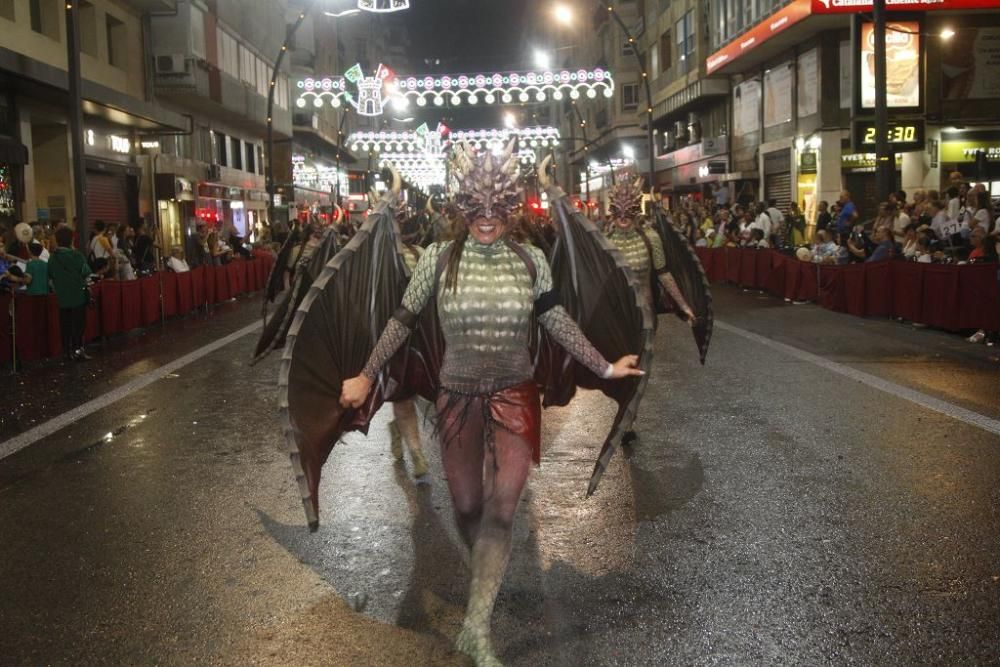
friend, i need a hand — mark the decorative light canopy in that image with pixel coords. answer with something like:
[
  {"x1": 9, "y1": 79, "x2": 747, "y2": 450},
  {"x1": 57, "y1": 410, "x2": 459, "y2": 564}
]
[
  {"x1": 293, "y1": 154, "x2": 349, "y2": 196},
  {"x1": 350, "y1": 125, "x2": 562, "y2": 190},
  {"x1": 298, "y1": 67, "x2": 615, "y2": 115},
  {"x1": 358, "y1": 0, "x2": 409, "y2": 12}
]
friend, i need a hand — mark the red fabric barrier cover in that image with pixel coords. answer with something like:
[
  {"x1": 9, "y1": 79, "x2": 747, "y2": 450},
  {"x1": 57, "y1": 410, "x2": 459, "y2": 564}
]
[
  {"x1": 214, "y1": 265, "x2": 231, "y2": 302},
  {"x1": 162, "y1": 271, "x2": 179, "y2": 317},
  {"x1": 139, "y1": 275, "x2": 160, "y2": 326},
  {"x1": 958, "y1": 263, "x2": 1000, "y2": 331},
  {"x1": 10, "y1": 295, "x2": 51, "y2": 361},
  {"x1": 739, "y1": 249, "x2": 758, "y2": 287},
  {"x1": 797, "y1": 261, "x2": 819, "y2": 302},
  {"x1": 204, "y1": 266, "x2": 218, "y2": 304},
  {"x1": 864, "y1": 261, "x2": 892, "y2": 318},
  {"x1": 891, "y1": 261, "x2": 924, "y2": 323},
  {"x1": 766, "y1": 253, "x2": 786, "y2": 296},
  {"x1": 842, "y1": 264, "x2": 866, "y2": 316},
  {"x1": 725, "y1": 247, "x2": 741, "y2": 284},
  {"x1": 100, "y1": 280, "x2": 123, "y2": 336},
  {"x1": 818, "y1": 265, "x2": 845, "y2": 312},
  {"x1": 755, "y1": 251, "x2": 773, "y2": 290},
  {"x1": 921, "y1": 266, "x2": 961, "y2": 330},
  {"x1": 191, "y1": 266, "x2": 206, "y2": 307},
  {"x1": 176, "y1": 271, "x2": 193, "y2": 315},
  {"x1": 229, "y1": 261, "x2": 246, "y2": 296},
  {"x1": 784, "y1": 256, "x2": 802, "y2": 301},
  {"x1": 121, "y1": 280, "x2": 142, "y2": 331}
]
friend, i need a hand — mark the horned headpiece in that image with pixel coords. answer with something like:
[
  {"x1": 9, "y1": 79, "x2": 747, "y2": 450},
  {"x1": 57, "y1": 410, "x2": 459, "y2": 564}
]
[
  {"x1": 449, "y1": 139, "x2": 521, "y2": 220},
  {"x1": 608, "y1": 174, "x2": 645, "y2": 220}
]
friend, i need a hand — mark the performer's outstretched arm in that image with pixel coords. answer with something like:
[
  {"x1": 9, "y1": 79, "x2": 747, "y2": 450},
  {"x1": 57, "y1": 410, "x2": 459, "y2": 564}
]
[{"x1": 646, "y1": 229, "x2": 695, "y2": 322}]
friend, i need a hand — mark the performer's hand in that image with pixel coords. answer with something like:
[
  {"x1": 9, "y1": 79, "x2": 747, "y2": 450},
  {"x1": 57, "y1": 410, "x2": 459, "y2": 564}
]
[
  {"x1": 608, "y1": 355, "x2": 644, "y2": 379},
  {"x1": 340, "y1": 375, "x2": 372, "y2": 409},
  {"x1": 683, "y1": 307, "x2": 696, "y2": 326}
]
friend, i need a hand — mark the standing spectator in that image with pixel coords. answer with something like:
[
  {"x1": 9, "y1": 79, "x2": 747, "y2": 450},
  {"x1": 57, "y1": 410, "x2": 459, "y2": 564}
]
[
  {"x1": 765, "y1": 198, "x2": 785, "y2": 232},
  {"x1": 88, "y1": 220, "x2": 115, "y2": 278},
  {"x1": 967, "y1": 191, "x2": 991, "y2": 236},
  {"x1": 132, "y1": 221, "x2": 157, "y2": 275},
  {"x1": 751, "y1": 203, "x2": 772, "y2": 242},
  {"x1": 816, "y1": 200, "x2": 832, "y2": 233},
  {"x1": 836, "y1": 190, "x2": 858, "y2": 236},
  {"x1": 893, "y1": 199, "x2": 911, "y2": 243},
  {"x1": 6, "y1": 223, "x2": 33, "y2": 260},
  {"x1": 946, "y1": 186, "x2": 962, "y2": 223},
  {"x1": 24, "y1": 242, "x2": 49, "y2": 295},
  {"x1": 787, "y1": 202, "x2": 807, "y2": 246},
  {"x1": 49, "y1": 227, "x2": 92, "y2": 361},
  {"x1": 711, "y1": 181, "x2": 730, "y2": 209}
]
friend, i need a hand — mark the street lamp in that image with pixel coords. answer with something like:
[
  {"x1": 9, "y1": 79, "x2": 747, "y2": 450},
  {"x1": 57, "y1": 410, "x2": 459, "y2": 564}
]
[
  {"x1": 504, "y1": 112, "x2": 517, "y2": 129},
  {"x1": 552, "y1": 3, "x2": 573, "y2": 26},
  {"x1": 534, "y1": 49, "x2": 552, "y2": 70}
]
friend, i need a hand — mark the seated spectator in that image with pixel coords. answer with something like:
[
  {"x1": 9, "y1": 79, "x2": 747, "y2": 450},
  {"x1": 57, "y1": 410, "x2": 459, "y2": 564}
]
[
  {"x1": 867, "y1": 226, "x2": 894, "y2": 262},
  {"x1": 694, "y1": 228, "x2": 708, "y2": 248},
  {"x1": 6, "y1": 222, "x2": 33, "y2": 260},
  {"x1": 166, "y1": 245, "x2": 191, "y2": 273},
  {"x1": 24, "y1": 242, "x2": 50, "y2": 295},
  {"x1": 748, "y1": 228, "x2": 770, "y2": 248},
  {"x1": 901, "y1": 223, "x2": 920, "y2": 259},
  {"x1": 914, "y1": 235, "x2": 935, "y2": 263},
  {"x1": 207, "y1": 231, "x2": 231, "y2": 265}
]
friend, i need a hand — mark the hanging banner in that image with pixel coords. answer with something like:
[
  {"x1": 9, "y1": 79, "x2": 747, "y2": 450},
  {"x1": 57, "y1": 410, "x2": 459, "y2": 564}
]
[
  {"x1": 942, "y1": 27, "x2": 1000, "y2": 100},
  {"x1": 764, "y1": 63, "x2": 794, "y2": 127},
  {"x1": 860, "y1": 21, "x2": 921, "y2": 109},
  {"x1": 733, "y1": 79, "x2": 761, "y2": 137},
  {"x1": 797, "y1": 48, "x2": 819, "y2": 118}
]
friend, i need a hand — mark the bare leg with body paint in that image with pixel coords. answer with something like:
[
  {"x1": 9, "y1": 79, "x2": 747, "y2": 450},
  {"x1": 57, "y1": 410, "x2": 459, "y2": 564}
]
[{"x1": 390, "y1": 399, "x2": 429, "y2": 479}]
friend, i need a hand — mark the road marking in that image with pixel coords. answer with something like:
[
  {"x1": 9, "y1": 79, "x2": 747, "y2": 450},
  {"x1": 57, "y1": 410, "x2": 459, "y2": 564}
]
[
  {"x1": 715, "y1": 320, "x2": 1000, "y2": 437},
  {"x1": 0, "y1": 321, "x2": 262, "y2": 461}
]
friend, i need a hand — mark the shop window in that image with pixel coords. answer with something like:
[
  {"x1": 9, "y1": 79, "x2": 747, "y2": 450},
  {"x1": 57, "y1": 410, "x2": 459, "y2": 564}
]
[
  {"x1": 78, "y1": 1, "x2": 97, "y2": 56},
  {"x1": 245, "y1": 141, "x2": 256, "y2": 174},
  {"x1": 230, "y1": 136, "x2": 243, "y2": 171},
  {"x1": 0, "y1": 0, "x2": 14, "y2": 22},
  {"x1": 106, "y1": 13, "x2": 126, "y2": 69},
  {"x1": 622, "y1": 83, "x2": 640, "y2": 112},
  {"x1": 30, "y1": 0, "x2": 59, "y2": 40}
]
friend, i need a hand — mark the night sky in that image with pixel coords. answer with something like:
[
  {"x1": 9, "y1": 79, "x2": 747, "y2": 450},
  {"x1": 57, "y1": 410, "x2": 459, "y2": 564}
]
[{"x1": 382, "y1": 0, "x2": 538, "y2": 130}]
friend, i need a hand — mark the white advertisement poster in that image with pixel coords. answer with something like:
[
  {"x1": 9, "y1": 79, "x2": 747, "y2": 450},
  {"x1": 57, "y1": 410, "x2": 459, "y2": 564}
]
[
  {"x1": 860, "y1": 21, "x2": 921, "y2": 108},
  {"x1": 797, "y1": 49, "x2": 819, "y2": 118},
  {"x1": 839, "y1": 40, "x2": 851, "y2": 109},
  {"x1": 942, "y1": 27, "x2": 1000, "y2": 100},
  {"x1": 733, "y1": 79, "x2": 761, "y2": 136},
  {"x1": 764, "y1": 63, "x2": 794, "y2": 127}
]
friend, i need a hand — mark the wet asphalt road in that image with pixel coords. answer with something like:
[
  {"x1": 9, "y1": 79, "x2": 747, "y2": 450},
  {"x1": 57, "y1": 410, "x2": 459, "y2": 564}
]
[{"x1": 1, "y1": 286, "x2": 998, "y2": 666}]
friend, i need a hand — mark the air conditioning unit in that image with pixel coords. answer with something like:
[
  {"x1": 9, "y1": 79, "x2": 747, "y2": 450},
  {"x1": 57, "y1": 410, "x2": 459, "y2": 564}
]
[
  {"x1": 674, "y1": 121, "x2": 688, "y2": 142},
  {"x1": 208, "y1": 164, "x2": 222, "y2": 181},
  {"x1": 155, "y1": 54, "x2": 189, "y2": 75}
]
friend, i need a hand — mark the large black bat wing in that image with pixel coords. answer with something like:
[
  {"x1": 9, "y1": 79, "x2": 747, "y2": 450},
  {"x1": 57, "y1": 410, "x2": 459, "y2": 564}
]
[
  {"x1": 252, "y1": 229, "x2": 339, "y2": 363},
  {"x1": 263, "y1": 226, "x2": 305, "y2": 311},
  {"x1": 536, "y1": 192, "x2": 655, "y2": 496},
  {"x1": 278, "y1": 200, "x2": 414, "y2": 531},
  {"x1": 652, "y1": 208, "x2": 714, "y2": 364}
]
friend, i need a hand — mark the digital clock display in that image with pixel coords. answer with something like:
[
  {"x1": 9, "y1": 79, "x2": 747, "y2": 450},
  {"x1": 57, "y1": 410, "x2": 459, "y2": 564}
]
[{"x1": 852, "y1": 120, "x2": 925, "y2": 152}]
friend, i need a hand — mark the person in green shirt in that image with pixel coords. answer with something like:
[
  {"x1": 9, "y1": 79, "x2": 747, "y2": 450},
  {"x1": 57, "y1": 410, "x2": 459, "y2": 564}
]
[
  {"x1": 48, "y1": 227, "x2": 93, "y2": 360},
  {"x1": 24, "y1": 243, "x2": 49, "y2": 296}
]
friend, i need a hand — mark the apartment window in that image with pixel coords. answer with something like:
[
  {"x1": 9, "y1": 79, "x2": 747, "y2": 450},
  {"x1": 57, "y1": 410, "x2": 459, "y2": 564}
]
[
  {"x1": 240, "y1": 46, "x2": 255, "y2": 86},
  {"x1": 214, "y1": 131, "x2": 227, "y2": 166},
  {"x1": 256, "y1": 57, "x2": 269, "y2": 97},
  {"x1": 622, "y1": 83, "x2": 640, "y2": 112},
  {"x1": 245, "y1": 141, "x2": 256, "y2": 173},
  {"x1": 660, "y1": 30, "x2": 671, "y2": 74},
  {"x1": 106, "y1": 13, "x2": 126, "y2": 69},
  {"x1": 190, "y1": 5, "x2": 205, "y2": 58},
  {"x1": 216, "y1": 28, "x2": 239, "y2": 79},
  {"x1": 230, "y1": 136, "x2": 243, "y2": 170},
  {"x1": 30, "y1": 0, "x2": 59, "y2": 40},
  {"x1": 276, "y1": 76, "x2": 289, "y2": 109},
  {"x1": 0, "y1": 0, "x2": 15, "y2": 22},
  {"x1": 675, "y1": 11, "x2": 695, "y2": 74},
  {"x1": 78, "y1": 1, "x2": 97, "y2": 56}
]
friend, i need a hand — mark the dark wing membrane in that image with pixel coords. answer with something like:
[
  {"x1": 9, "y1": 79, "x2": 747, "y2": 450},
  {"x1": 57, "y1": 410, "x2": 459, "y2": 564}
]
[
  {"x1": 537, "y1": 195, "x2": 655, "y2": 496},
  {"x1": 253, "y1": 229, "x2": 340, "y2": 363},
  {"x1": 263, "y1": 227, "x2": 304, "y2": 310},
  {"x1": 278, "y1": 203, "x2": 410, "y2": 531},
  {"x1": 652, "y1": 209, "x2": 714, "y2": 364}
]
